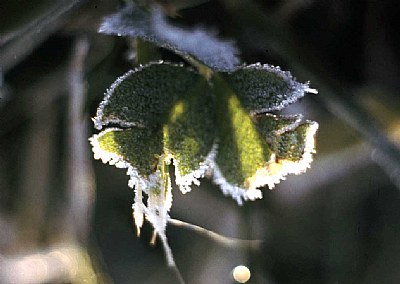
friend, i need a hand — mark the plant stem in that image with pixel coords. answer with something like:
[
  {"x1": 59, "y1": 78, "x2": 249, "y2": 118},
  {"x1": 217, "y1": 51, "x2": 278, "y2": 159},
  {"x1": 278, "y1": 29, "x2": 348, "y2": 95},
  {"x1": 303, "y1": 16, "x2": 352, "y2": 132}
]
[
  {"x1": 168, "y1": 218, "x2": 262, "y2": 250},
  {"x1": 134, "y1": 38, "x2": 160, "y2": 65}
]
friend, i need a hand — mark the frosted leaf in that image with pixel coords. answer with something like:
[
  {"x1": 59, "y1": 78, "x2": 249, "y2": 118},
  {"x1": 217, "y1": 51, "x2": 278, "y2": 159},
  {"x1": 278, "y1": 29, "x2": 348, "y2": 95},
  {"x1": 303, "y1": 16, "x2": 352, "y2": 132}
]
[
  {"x1": 254, "y1": 113, "x2": 302, "y2": 135},
  {"x1": 150, "y1": 7, "x2": 239, "y2": 71},
  {"x1": 90, "y1": 127, "x2": 163, "y2": 177},
  {"x1": 162, "y1": 79, "x2": 216, "y2": 192},
  {"x1": 223, "y1": 63, "x2": 317, "y2": 114},
  {"x1": 173, "y1": 144, "x2": 217, "y2": 193},
  {"x1": 212, "y1": 74, "x2": 318, "y2": 203},
  {"x1": 99, "y1": 4, "x2": 239, "y2": 71},
  {"x1": 94, "y1": 62, "x2": 200, "y2": 130},
  {"x1": 98, "y1": 2, "x2": 151, "y2": 38},
  {"x1": 212, "y1": 161, "x2": 263, "y2": 205},
  {"x1": 265, "y1": 120, "x2": 319, "y2": 162},
  {"x1": 250, "y1": 119, "x2": 319, "y2": 190},
  {"x1": 144, "y1": 160, "x2": 176, "y2": 266},
  {"x1": 93, "y1": 61, "x2": 218, "y2": 192},
  {"x1": 213, "y1": 75, "x2": 273, "y2": 192}
]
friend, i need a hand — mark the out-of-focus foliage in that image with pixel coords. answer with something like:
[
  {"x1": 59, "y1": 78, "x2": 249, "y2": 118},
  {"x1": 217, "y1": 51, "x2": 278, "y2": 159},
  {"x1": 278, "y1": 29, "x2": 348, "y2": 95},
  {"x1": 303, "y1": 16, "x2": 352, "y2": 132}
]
[{"x1": 1, "y1": 0, "x2": 400, "y2": 283}]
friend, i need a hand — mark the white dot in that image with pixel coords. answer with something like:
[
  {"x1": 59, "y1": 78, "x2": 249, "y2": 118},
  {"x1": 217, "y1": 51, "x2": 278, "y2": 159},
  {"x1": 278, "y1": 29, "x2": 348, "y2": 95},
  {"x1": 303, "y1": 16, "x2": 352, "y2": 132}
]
[{"x1": 232, "y1": 265, "x2": 251, "y2": 283}]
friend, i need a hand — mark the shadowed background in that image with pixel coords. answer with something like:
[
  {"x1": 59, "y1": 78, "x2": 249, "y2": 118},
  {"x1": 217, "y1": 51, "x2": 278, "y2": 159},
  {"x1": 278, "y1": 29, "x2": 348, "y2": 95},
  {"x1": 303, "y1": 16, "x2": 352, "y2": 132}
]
[{"x1": 1, "y1": 0, "x2": 400, "y2": 283}]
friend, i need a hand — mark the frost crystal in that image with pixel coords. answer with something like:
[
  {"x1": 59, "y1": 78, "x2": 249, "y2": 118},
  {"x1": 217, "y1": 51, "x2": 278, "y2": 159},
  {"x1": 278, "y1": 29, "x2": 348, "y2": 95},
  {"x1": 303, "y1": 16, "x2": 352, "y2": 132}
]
[
  {"x1": 89, "y1": 128, "x2": 130, "y2": 166},
  {"x1": 173, "y1": 143, "x2": 217, "y2": 193},
  {"x1": 94, "y1": 69, "x2": 145, "y2": 130},
  {"x1": 91, "y1": 130, "x2": 176, "y2": 263},
  {"x1": 212, "y1": 162, "x2": 263, "y2": 205},
  {"x1": 132, "y1": 181, "x2": 145, "y2": 236}
]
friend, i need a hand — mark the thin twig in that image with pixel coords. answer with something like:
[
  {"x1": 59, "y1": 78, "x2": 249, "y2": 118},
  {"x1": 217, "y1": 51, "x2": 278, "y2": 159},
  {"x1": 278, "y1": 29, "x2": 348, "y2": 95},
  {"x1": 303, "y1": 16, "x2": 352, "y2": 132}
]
[
  {"x1": 64, "y1": 35, "x2": 95, "y2": 243},
  {"x1": 0, "y1": 0, "x2": 82, "y2": 73},
  {"x1": 15, "y1": 96, "x2": 56, "y2": 247},
  {"x1": 168, "y1": 218, "x2": 262, "y2": 250},
  {"x1": 157, "y1": 233, "x2": 186, "y2": 284}
]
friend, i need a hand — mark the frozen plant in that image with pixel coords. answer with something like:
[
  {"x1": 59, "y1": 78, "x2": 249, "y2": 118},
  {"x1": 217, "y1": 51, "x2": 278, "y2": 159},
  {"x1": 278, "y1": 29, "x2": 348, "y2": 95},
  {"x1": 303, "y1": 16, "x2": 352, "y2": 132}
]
[{"x1": 90, "y1": 1, "x2": 318, "y2": 272}]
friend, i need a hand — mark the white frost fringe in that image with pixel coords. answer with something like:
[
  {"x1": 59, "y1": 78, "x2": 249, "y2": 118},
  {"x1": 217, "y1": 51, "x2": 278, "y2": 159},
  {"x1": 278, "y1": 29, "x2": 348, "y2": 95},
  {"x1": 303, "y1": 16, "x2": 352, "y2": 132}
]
[
  {"x1": 173, "y1": 144, "x2": 217, "y2": 193},
  {"x1": 90, "y1": 121, "x2": 318, "y2": 265},
  {"x1": 210, "y1": 122, "x2": 319, "y2": 205},
  {"x1": 90, "y1": 135, "x2": 180, "y2": 266},
  {"x1": 212, "y1": 163, "x2": 263, "y2": 205}
]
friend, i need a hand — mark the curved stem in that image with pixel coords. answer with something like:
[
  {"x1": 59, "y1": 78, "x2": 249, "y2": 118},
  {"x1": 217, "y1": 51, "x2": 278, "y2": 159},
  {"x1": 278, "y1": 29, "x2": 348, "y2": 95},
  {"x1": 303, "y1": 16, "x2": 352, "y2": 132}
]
[{"x1": 168, "y1": 218, "x2": 262, "y2": 250}]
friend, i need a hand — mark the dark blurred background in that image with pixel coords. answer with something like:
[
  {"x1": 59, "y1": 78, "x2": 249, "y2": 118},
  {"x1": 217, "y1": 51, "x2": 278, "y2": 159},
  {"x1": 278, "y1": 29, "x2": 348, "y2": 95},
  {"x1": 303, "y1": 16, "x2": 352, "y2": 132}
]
[{"x1": 1, "y1": 0, "x2": 400, "y2": 283}]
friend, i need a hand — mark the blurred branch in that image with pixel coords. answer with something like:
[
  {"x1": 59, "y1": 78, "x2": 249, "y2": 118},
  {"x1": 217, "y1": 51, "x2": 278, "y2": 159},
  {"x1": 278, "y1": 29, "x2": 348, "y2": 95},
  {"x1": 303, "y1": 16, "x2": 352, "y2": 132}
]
[
  {"x1": 0, "y1": 67, "x2": 68, "y2": 137},
  {"x1": 221, "y1": 0, "x2": 400, "y2": 188},
  {"x1": 0, "y1": 245, "x2": 97, "y2": 284},
  {"x1": 0, "y1": 213, "x2": 15, "y2": 251},
  {"x1": 15, "y1": 101, "x2": 56, "y2": 248},
  {"x1": 169, "y1": 218, "x2": 262, "y2": 250},
  {"x1": 64, "y1": 36, "x2": 95, "y2": 243},
  {"x1": 0, "y1": 0, "x2": 83, "y2": 73}
]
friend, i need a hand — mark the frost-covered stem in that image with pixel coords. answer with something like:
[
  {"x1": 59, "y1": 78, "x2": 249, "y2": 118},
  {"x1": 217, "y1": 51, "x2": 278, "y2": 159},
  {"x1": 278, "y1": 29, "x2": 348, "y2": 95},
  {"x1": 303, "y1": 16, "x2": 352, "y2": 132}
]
[
  {"x1": 168, "y1": 219, "x2": 262, "y2": 250},
  {"x1": 133, "y1": 182, "x2": 144, "y2": 237},
  {"x1": 157, "y1": 232, "x2": 185, "y2": 284},
  {"x1": 158, "y1": 233, "x2": 175, "y2": 267},
  {"x1": 221, "y1": 0, "x2": 400, "y2": 186}
]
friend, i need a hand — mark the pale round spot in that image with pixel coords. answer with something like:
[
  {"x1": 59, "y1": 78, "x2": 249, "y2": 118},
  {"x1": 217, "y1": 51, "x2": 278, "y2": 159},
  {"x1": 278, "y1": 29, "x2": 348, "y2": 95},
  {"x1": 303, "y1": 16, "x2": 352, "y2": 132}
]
[{"x1": 232, "y1": 265, "x2": 251, "y2": 283}]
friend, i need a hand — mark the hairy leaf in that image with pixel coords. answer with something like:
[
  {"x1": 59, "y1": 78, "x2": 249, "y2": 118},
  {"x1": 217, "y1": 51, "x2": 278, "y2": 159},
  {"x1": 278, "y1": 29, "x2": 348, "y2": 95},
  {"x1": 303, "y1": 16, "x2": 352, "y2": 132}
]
[
  {"x1": 163, "y1": 79, "x2": 216, "y2": 192},
  {"x1": 223, "y1": 63, "x2": 317, "y2": 114},
  {"x1": 94, "y1": 62, "x2": 200, "y2": 130},
  {"x1": 90, "y1": 62, "x2": 217, "y2": 252},
  {"x1": 254, "y1": 113, "x2": 302, "y2": 136},
  {"x1": 99, "y1": 4, "x2": 239, "y2": 71},
  {"x1": 90, "y1": 127, "x2": 163, "y2": 177},
  {"x1": 256, "y1": 116, "x2": 319, "y2": 188},
  {"x1": 92, "y1": 62, "x2": 216, "y2": 193},
  {"x1": 212, "y1": 75, "x2": 272, "y2": 203},
  {"x1": 212, "y1": 75, "x2": 318, "y2": 203}
]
